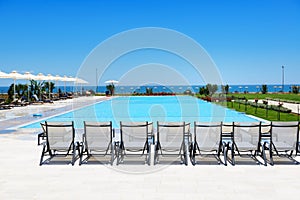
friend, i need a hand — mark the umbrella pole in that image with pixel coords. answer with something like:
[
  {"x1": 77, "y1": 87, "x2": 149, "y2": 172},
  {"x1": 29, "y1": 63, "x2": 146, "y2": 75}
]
[
  {"x1": 13, "y1": 79, "x2": 16, "y2": 100},
  {"x1": 55, "y1": 81, "x2": 57, "y2": 93},
  {"x1": 49, "y1": 80, "x2": 51, "y2": 99},
  {"x1": 27, "y1": 79, "x2": 30, "y2": 102}
]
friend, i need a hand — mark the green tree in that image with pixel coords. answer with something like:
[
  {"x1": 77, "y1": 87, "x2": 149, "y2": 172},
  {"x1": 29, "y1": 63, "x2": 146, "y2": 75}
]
[
  {"x1": 261, "y1": 84, "x2": 268, "y2": 94},
  {"x1": 30, "y1": 80, "x2": 45, "y2": 99},
  {"x1": 199, "y1": 86, "x2": 209, "y2": 95},
  {"x1": 15, "y1": 84, "x2": 27, "y2": 98},
  {"x1": 146, "y1": 87, "x2": 153, "y2": 95},
  {"x1": 106, "y1": 84, "x2": 115, "y2": 95},
  {"x1": 44, "y1": 82, "x2": 55, "y2": 94},
  {"x1": 7, "y1": 83, "x2": 28, "y2": 102},
  {"x1": 221, "y1": 84, "x2": 229, "y2": 94},
  {"x1": 206, "y1": 84, "x2": 218, "y2": 95},
  {"x1": 291, "y1": 85, "x2": 299, "y2": 94}
]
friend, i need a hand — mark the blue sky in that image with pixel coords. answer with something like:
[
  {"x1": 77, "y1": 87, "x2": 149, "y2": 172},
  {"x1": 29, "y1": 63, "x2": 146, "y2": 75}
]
[{"x1": 0, "y1": 0, "x2": 299, "y2": 86}]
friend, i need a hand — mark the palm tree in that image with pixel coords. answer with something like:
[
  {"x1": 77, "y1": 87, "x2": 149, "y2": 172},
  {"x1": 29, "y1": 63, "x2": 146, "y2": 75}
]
[
  {"x1": 15, "y1": 84, "x2": 28, "y2": 98},
  {"x1": 7, "y1": 83, "x2": 28, "y2": 102},
  {"x1": 44, "y1": 82, "x2": 55, "y2": 94},
  {"x1": 30, "y1": 80, "x2": 45, "y2": 99}
]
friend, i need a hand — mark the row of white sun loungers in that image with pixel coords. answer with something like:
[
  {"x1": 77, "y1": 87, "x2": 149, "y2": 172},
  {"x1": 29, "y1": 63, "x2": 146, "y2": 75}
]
[{"x1": 38, "y1": 121, "x2": 300, "y2": 166}]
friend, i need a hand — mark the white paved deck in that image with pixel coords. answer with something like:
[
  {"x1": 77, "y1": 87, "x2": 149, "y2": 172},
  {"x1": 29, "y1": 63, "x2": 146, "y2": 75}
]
[{"x1": 1, "y1": 132, "x2": 300, "y2": 200}]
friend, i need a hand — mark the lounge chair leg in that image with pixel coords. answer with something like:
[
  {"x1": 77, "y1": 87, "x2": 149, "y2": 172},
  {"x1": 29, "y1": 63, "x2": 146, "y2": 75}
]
[
  {"x1": 147, "y1": 144, "x2": 151, "y2": 166},
  {"x1": 110, "y1": 143, "x2": 115, "y2": 166},
  {"x1": 269, "y1": 144, "x2": 274, "y2": 166},
  {"x1": 223, "y1": 143, "x2": 227, "y2": 166},
  {"x1": 261, "y1": 143, "x2": 267, "y2": 166},
  {"x1": 72, "y1": 146, "x2": 75, "y2": 166},
  {"x1": 191, "y1": 144, "x2": 196, "y2": 166},
  {"x1": 79, "y1": 145, "x2": 84, "y2": 166},
  {"x1": 231, "y1": 144, "x2": 235, "y2": 166},
  {"x1": 40, "y1": 144, "x2": 47, "y2": 166}
]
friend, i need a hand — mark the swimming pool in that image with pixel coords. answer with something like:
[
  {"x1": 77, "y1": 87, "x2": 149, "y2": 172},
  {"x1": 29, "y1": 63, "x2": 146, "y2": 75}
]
[{"x1": 23, "y1": 96, "x2": 257, "y2": 128}]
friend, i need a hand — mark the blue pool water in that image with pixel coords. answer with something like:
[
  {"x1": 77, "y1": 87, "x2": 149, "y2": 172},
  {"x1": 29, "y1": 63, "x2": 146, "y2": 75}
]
[{"x1": 23, "y1": 96, "x2": 257, "y2": 128}]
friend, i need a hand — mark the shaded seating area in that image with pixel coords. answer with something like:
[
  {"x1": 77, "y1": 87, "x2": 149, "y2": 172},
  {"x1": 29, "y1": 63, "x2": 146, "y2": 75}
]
[
  {"x1": 31, "y1": 94, "x2": 44, "y2": 104},
  {"x1": 39, "y1": 121, "x2": 80, "y2": 165},
  {"x1": 9, "y1": 97, "x2": 29, "y2": 107},
  {"x1": 79, "y1": 121, "x2": 116, "y2": 165},
  {"x1": 0, "y1": 98, "x2": 12, "y2": 109},
  {"x1": 117, "y1": 121, "x2": 153, "y2": 165},
  {"x1": 32, "y1": 94, "x2": 53, "y2": 103},
  {"x1": 41, "y1": 94, "x2": 54, "y2": 103},
  {"x1": 154, "y1": 122, "x2": 192, "y2": 165}
]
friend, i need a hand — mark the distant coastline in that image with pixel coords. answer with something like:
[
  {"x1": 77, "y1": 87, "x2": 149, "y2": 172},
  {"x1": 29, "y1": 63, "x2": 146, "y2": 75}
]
[{"x1": 0, "y1": 84, "x2": 298, "y2": 94}]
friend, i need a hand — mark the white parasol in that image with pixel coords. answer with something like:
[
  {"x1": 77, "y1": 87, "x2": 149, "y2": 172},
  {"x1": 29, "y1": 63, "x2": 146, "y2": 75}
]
[
  {"x1": 34, "y1": 73, "x2": 49, "y2": 99},
  {"x1": 23, "y1": 72, "x2": 36, "y2": 101},
  {"x1": 61, "y1": 75, "x2": 76, "y2": 93},
  {"x1": 75, "y1": 78, "x2": 89, "y2": 95},
  {"x1": 0, "y1": 71, "x2": 10, "y2": 78},
  {"x1": 8, "y1": 70, "x2": 25, "y2": 100},
  {"x1": 46, "y1": 74, "x2": 55, "y2": 98},
  {"x1": 105, "y1": 80, "x2": 119, "y2": 85}
]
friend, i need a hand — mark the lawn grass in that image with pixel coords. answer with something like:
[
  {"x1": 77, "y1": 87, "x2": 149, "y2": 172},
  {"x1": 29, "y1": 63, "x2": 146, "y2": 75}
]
[
  {"x1": 217, "y1": 101, "x2": 299, "y2": 121},
  {"x1": 228, "y1": 93, "x2": 300, "y2": 102}
]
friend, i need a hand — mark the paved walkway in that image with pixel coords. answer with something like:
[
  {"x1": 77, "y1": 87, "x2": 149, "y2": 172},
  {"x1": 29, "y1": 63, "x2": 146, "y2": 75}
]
[
  {"x1": 1, "y1": 131, "x2": 300, "y2": 199},
  {"x1": 0, "y1": 96, "x2": 110, "y2": 131},
  {"x1": 250, "y1": 99, "x2": 300, "y2": 114}
]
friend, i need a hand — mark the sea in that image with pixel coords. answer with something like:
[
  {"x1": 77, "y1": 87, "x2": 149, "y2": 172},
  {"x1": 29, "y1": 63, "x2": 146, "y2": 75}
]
[{"x1": 0, "y1": 84, "x2": 297, "y2": 94}]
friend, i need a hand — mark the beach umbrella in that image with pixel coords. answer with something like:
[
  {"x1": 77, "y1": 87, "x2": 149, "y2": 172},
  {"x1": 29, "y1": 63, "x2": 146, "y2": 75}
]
[
  {"x1": 0, "y1": 71, "x2": 10, "y2": 78},
  {"x1": 34, "y1": 73, "x2": 49, "y2": 99},
  {"x1": 75, "y1": 78, "x2": 88, "y2": 94},
  {"x1": 53, "y1": 75, "x2": 62, "y2": 93},
  {"x1": 61, "y1": 75, "x2": 76, "y2": 93},
  {"x1": 23, "y1": 72, "x2": 37, "y2": 101},
  {"x1": 68, "y1": 76, "x2": 76, "y2": 93},
  {"x1": 61, "y1": 76, "x2": 68, "y2": 93},
  {"x1": 8, "y1": 70, "x2": 25, "y2": 100},
  {"x1": 105, "y1": 80, "x2": 119, "y2": 85},
  {"x1": 0, "y1": 71, "x2": 10, "y2": 95},
  {"x1": 35, "y1": 73, "x2": 47, "y2": 81},
  {"x1": 105, "y1": 80, "x2": 118, "y2": 95},
  {"x1": 75, "y1": 78, "x2": 88, "y2": 84},
  {"x1": 46, "y1": 74, "x2": 56, "y2": 98}
]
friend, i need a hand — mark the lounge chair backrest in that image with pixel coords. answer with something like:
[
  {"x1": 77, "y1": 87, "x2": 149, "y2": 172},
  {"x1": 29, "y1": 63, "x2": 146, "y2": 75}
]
[
  {"x1": 84, "y1": 121, "x2": 112, "y2": 150},
  {"x1": 194, "y1": 122, "x2": 222, "y2": 151},
  {"x1": 32, "y1": 94, "x2": 39, "y2": 101},
  {"x1": 120, "y1": 121, "x2": 153, "y2": 149},
  {"x1": 41, "y1": 122, "x2": 46, "y2": 133},
  {"x1": 233, "y1": 122, "x2": 261, "y2": 151},
  {"x1": 45, "y1": 121, "x2": 75, "y2": 151},
  {"x1": 261, "y1": 122, "x2": 271, "y2": 134},
  {"x1": 222, "y1": 122, "x2": 233, "y2": 135},
  {"x1": 157, "y1": 122, "x2": 190, "y2": 150},
  {"x1": 271, "y1": 121, "x2": 300, "y2": 150}
]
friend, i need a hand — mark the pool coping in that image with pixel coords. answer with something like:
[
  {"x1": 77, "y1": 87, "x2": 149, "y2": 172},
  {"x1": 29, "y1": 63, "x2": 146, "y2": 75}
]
[{"x1": 0, "y1": 96, "x2": 112, "y2": 132}]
